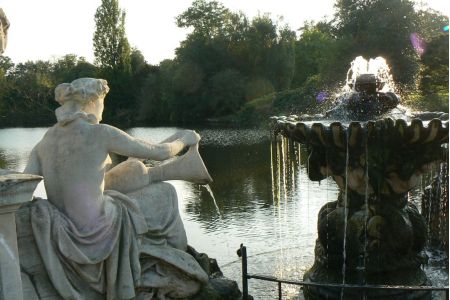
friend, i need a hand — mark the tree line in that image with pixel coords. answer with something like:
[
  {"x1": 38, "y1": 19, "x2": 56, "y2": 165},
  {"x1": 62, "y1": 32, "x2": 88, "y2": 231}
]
[{"x1": 0, "y1": 0, "x2": 448, "y2": 127}]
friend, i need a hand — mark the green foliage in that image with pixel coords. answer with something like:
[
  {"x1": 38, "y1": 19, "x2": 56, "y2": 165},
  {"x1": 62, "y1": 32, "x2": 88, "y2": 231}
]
[
  {"x1": 0, "y1": 55, "x2": 103, "y2": 126},
  {"x1": 93, "y1": 0, "x2": 131, "y2": 73},
  {"x1": 419, "y1": 33, "x2": 449, "y2": 95},
  {"x1": 130, "y1": 48, "x2": 147, "y2": 75},
  {"x1": 208, "y1": 68, "x2": 245, "y2": 116},
  {"x1": 92, "y1": 0, "x2": 137, "y2": 124},
  {"x1": 176, "y1": 0, "x2": 231, "y2": 38},
  {"x1": 416, "y1": 9, "x2": 449, "y2": 41},
  {"x1": 53, "y1": 55, "x2": 97, "y2": 82},
  {"x1": 293, "y1": 23, "x2": 337, "y2": 87},
  {"x1": 333, "y1": 0, "x2": 420, "y2": 84},
  {"x1": 244, "y1": 78, "x2": 275, "y2": 101},
  {"x1": 1, "y1": 0, "x2": 448, "y2": 127},
  {"x1": 0, "y1": 60, "x2": 54, "y2": 125}
]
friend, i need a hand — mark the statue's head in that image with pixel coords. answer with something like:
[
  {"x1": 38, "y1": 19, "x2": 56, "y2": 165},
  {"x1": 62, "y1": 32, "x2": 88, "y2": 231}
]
[
  {"x1": 0, "y1": 8, "x2": 10, "y2": 54},
  {"x1": 55, "y1": 78, "x2": 110, "y2": 125}
]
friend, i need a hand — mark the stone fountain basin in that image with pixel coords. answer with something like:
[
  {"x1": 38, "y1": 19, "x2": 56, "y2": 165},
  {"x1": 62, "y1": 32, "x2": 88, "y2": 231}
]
[
  {"x1": 272, "y1": 117, "x2": 448, "y2": 299},
  {"x1": 272, "y1": 117, "x2": 448, "y2": 199},
  {"x1": 273, "y1": 117, "x2": 448, "y2": 148}
]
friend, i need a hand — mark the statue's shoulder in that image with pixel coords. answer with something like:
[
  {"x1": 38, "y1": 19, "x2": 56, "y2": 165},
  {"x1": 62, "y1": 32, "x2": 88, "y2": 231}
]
[{"x1": 95, "y1": 123, "x2": 129, "y2": 137}]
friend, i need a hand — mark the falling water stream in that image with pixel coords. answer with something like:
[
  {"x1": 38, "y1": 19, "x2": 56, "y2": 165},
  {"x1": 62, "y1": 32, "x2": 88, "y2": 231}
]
[
  {"x1": 340, "y1": 130, "x2": 351, "y2": 299},
  {"x1": 0, "y1": 127, "x2": 447, "y2": 299},
  {"x1": 203, "y1": 184, "x2": 222, "y2": 216},
  {"x1": 362, "y1": 140, "x2": 370, "y2": 300}
]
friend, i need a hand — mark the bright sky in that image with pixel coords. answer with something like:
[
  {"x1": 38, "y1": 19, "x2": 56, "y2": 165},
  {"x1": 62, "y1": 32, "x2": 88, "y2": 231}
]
[{"x1": 1, "y1": 0, "x2": 448, "y2": 65}]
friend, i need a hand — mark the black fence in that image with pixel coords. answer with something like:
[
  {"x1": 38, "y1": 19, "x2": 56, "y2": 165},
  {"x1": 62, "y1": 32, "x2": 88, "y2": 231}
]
[{"x1": 238, "y1": 244, "x2": 449, "y2": 300}]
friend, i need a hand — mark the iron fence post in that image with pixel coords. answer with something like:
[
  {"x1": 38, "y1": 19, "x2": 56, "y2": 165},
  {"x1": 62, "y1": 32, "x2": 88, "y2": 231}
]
[
  {"x1": 238, "y1": 245, "x2": 447, "y2": 299},
  {"x1": 240, "y1": 244, "x2": 248, "y2": 300}
]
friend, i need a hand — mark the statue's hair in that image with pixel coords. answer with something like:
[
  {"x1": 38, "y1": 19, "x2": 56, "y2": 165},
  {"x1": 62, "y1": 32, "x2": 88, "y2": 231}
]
[{"x1": 55, "y1": 78, "x2": 110, "y2": 105}]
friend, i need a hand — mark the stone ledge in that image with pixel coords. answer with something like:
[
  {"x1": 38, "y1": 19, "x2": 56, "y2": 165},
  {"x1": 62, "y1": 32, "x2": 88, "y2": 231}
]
[{"x1": 0, "y1": 170, "x2": 42, "y2": 207}]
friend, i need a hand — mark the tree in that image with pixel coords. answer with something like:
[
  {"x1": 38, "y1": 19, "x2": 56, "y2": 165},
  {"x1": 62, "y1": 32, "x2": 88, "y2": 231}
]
[
  {"x1": 333, "y1": 0, "x2": 420, "y2": 84},
  {"x1": 93, "y1": 0, "x2": 134, "y2": 123},
  {"x1": 267, "y1": 25, "x2": 296, "y2": 90},
  {"x1": 93, "y1": 0, "x2": 131, "y2": 73},
  {"x1": 176, "y1": 0, "x2": 231, "y2": 39},
  {"x1": 416, "y1": 8, "x2": 448, "y2": 41},
  {"x1": 52, "y1": 54, "x2": 97, "y2": 83},
  {"x1": 2, "y1": 60, "x2": 56, "y2": 124},
  {"x1": 130, "y1": 48, "x2": 147, "y2": 75},
  {"x1": 419, "y1": 33, "x2": 448, "y2": 109},
  {"x1": 208, "y1": 68, "x2": 245, "y2": 116},
  {"x1": 0, "y1": 56, "x2": 13, "y2": 76},
  {"x1": 246, "y1": 15, "x2": 278, "y2": 78},
  {"x1": 293, "y1": 21, "x2": 350, "y2": 87}
]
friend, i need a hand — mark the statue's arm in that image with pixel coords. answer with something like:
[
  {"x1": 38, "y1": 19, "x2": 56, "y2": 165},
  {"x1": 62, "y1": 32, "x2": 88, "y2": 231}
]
[
  {"x1": 23, "y1": 147, "x2": 42, "y2": 175},
  {"x1": 100, "y1": 125, "x2": 196, "y2": 161}
]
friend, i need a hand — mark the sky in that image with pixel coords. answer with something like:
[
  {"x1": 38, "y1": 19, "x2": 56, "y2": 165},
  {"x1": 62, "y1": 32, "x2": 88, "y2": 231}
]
[{"x1": 1, "y1": 0, "x2": 448, "y2": 65}]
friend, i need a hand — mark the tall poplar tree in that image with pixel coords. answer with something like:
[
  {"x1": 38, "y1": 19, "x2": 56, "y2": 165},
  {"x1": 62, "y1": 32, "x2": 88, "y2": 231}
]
[{"x1": 93, "y1": 0, "x2": 131, "y2": 73}]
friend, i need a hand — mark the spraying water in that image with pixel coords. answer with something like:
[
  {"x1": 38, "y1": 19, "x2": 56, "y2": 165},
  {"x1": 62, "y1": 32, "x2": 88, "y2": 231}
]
[
  {"x1": 326, "y1": 56, "x2": 401, "y2": 121},
  {"x1": 204, "y1": 184, "x2": 222, "y2": 216},
  {"x1": 345, "y1": 56, "x2": 396, "y2": 93}
]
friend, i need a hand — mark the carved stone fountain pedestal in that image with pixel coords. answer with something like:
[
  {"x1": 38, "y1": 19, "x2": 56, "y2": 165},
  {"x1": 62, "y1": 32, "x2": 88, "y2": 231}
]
[{"x1": 274, "y1": 117, "x2": 448, "y2": 299}]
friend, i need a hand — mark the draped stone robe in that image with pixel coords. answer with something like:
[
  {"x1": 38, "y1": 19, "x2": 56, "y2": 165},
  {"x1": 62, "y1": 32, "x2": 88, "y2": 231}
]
[{"x1": 29, "y1": 186, "x2": 208, "y2": 300}]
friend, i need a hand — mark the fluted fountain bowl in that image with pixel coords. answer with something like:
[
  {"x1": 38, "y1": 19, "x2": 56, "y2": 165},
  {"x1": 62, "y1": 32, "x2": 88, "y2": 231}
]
[
  {"x1": 271, "y1": 116, "x2": 448, "y2": 300},
  {"x1": 273, "y1": 117, "x2": 448, "y2": 200}
]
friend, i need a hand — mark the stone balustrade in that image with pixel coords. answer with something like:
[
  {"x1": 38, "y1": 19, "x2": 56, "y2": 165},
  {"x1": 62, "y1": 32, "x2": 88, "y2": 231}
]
[{"x1": 0, "y1": 169, "x2": 42, "y2": 300}]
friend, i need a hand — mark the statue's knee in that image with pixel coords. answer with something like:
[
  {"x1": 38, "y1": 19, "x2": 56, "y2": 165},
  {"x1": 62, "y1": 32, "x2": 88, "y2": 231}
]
[{"x1": 105, "y1": 160, "x2": 149, "y2": 193}]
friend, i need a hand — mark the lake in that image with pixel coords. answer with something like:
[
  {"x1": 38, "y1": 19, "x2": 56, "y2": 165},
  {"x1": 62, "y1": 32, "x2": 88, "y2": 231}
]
[{"x1": 0, "y1": 126, "x2": 447, "y2": 299}]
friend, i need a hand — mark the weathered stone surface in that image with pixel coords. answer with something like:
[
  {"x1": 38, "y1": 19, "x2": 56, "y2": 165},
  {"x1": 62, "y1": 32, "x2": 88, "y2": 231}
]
[
  {"x1": 273, "y1": 116, "x2": 447, "y2": 299},
  {"x1": 17, "y1": 202, "x2": 62, "y2": 299},
  {"x1": 421, "y1": 163, "x2": 448, "y2": 252},
  {"x1": 17, "y1": 202, "x2": 244, "y2": 300},
  {"x1": 7, "y1": 78, "x2": 217, "y2": 299},
  {"x1": 0, "y1": 171, "x2": 42, "y2": 206},
  {"x1": 0, "y1": 170, "x2": 42, "y2": 300},
  {"x1": 274, "y1": 118, "x2": 448, "y2": 203},
  {"x1": 21, "y1": 272, "x2": 39, "y2": 300},
  {"x1": 190, "y1": 278, "x2": 244, "y2": 300},
  {"x1": 0, "y1": 8, "x2": 9, "y2": 54}
]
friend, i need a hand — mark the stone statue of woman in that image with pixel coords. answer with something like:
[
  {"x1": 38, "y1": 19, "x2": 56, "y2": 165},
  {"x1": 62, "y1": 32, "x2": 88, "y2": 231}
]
[{"x1": 24, "y1": 78, "x2": 209, "y2": 299}]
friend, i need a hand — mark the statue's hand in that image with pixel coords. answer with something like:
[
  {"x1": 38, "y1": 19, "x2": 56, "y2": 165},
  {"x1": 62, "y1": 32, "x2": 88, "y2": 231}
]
[{"x1": 180, "y1": 130, "x2": 201, "y2": 146}]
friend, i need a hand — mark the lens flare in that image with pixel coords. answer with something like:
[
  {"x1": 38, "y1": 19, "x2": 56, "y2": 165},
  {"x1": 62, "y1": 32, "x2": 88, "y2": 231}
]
[
  {"x1": 410, "y1": 33, "x2": 426, "y2": 56},
  {"x1": 443, "y1": 25, "x2": 449, "y2": 32},
  {"x1": 316, "y1": 91, "x2": 328, "y2": 103}
]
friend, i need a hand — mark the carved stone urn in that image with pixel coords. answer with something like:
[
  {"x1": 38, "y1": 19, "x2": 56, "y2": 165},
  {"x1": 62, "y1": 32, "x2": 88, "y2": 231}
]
[{"x1": 273, "y1": 116, "x2": 448, "y2": 299}]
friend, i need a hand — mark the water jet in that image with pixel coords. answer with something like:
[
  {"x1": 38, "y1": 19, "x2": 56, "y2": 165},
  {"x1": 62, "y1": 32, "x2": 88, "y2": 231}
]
[{"x1": 272, "y1": 57, "x2": 449, "y2": 299}]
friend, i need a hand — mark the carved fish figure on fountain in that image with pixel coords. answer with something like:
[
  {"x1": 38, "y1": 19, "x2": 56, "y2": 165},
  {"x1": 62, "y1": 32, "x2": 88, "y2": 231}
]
[{"x1": 273, "y1": 116, "x2": 448, "y2": 299}]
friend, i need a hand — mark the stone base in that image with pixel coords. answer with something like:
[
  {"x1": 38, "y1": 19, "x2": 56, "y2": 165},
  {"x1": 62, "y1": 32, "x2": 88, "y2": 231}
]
[
  {"x1": 187, "y1": 246, "x2": 247, "y2": 300},
  {"x1": 16, "y1": 201, "x2": 244, "y2": 300}
]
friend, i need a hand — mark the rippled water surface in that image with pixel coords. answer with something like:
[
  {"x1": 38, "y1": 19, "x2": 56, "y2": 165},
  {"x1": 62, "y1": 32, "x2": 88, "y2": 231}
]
[{"x1": 0, "y1": 127, "x2": 447, "y2": 299}]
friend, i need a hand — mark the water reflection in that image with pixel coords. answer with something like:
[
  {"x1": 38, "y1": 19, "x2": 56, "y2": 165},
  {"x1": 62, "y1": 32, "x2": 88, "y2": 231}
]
[{"x1": 0, "y1": 127, "x2": 446, "y2": 299}]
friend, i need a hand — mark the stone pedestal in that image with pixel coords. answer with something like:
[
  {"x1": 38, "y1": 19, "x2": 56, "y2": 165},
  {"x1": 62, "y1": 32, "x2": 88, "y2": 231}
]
[
  {"x1": 0, "y1": 170, "x2": 42, "y2": 300},
  {"x1": 273, "y1": 117, "x2": 448, "y2": 300}
]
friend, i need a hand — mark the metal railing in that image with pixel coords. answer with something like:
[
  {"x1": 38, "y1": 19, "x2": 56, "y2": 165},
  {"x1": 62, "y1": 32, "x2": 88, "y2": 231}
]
[{"x1": 238, "y1": 244, "x2": 449, "y2": 300}]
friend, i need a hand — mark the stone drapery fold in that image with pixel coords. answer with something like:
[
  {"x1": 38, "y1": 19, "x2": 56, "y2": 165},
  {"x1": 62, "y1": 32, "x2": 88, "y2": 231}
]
[{"x1": 30, "y1": 187, "x2": 207, "y2": 300}]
